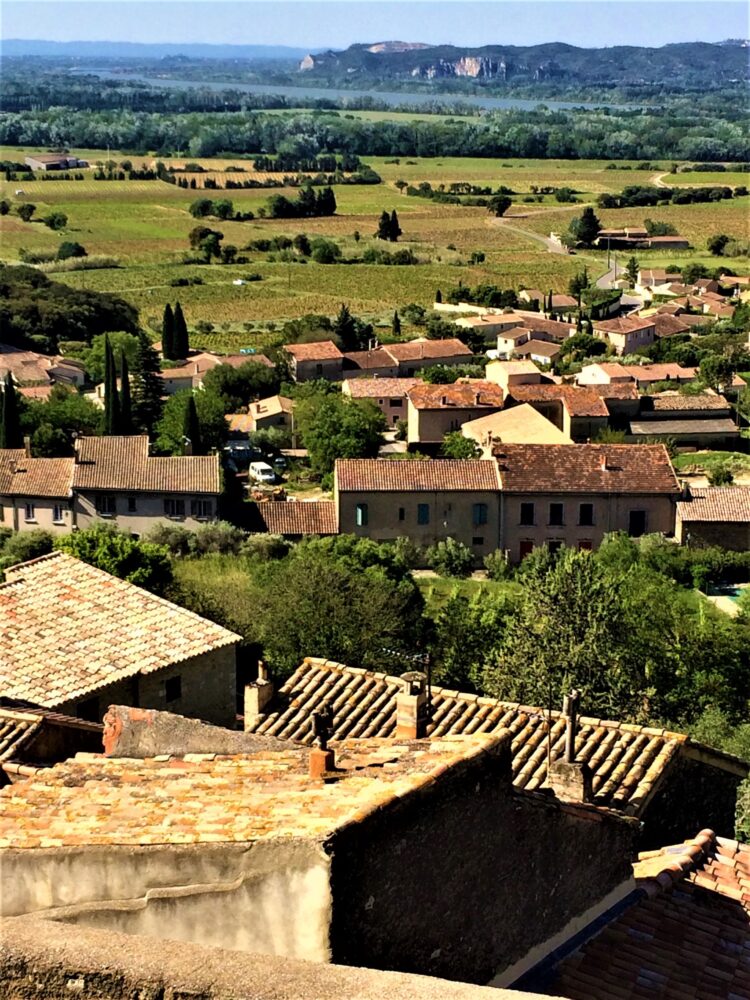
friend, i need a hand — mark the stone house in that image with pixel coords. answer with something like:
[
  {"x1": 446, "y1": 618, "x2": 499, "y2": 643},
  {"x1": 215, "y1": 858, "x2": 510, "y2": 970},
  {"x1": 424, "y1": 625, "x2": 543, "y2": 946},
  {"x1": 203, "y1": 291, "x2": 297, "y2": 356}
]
[
  {"x1": 382, "y1": 338, "x2": 473, "y2": 376},
  {"x1": 461, "y1": 404, "x2": 572, "y2": 456},
  {"x1": 0, "y1": 551, "x2": 240, "y2": 725},
  {"x1": 503, "y1": 384, "x2": 610, "y2": 442},
  {"x1": 0, "y1": 450, "x2": 75, "y2": 535},
  {"x1": 593, "y1": 315, "x2": 656, "y2": 355},
  {"x1": 342, "y1": 347, "x2": 400, "y2": 378},
  {"x1": 334, "y1": 458, "x2": 501, "y2": 561},
  {"x1": 406, "y1": 381, "x2": 505, "y2": 447},
  {"x1": 284, "y1": 341, "x2": 345, "y2": 381},
  {"x1": 341, "y1": 377, "x2": 420, "y2": 427},
  {"x1": 676, "y1": 487, "x2": 750, "y2": 550}
]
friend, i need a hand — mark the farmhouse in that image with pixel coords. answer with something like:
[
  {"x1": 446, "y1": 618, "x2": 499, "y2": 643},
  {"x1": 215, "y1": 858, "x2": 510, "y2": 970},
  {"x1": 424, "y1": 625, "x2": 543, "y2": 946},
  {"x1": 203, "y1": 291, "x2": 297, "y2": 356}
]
[
  {"x1": 341, "y1": 376, "x2": 420, "y2": 426},
  {"x1": 676, "y1": 486, "x2": 750, "y2": 550},
  {"x1": 406, "y1": 380, "x2": 505, "y2": 447},
  {"x1": 593, "y1": 315, "x2": 656, "y2": 355},
  {"x1": 24, "y1": 154, "x2": 88, "y2": 171}
]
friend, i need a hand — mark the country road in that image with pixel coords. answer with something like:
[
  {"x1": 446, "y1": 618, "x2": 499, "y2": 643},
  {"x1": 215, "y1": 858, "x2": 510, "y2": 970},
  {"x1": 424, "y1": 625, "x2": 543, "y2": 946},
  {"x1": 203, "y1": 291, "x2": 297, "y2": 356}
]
[{"x1": 650, "y1": 172, "x2": 671, "y2": 188}]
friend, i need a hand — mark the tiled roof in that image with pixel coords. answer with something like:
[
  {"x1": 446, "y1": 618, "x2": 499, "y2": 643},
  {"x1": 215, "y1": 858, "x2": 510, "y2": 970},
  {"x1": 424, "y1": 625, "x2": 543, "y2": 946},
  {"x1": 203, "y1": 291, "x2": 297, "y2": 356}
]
[
  {"x1": 0, "y1": 552, "x2": 240, "y2": 708},
  {"x1": 629, "y1": 418, "x2": 740, "y2": 436},
  {"x1": 622, "y1": 363, "x2": 697, "y2": 382},
  {"x1": 0, "y1": 454, "x2": 74, "y2": 498},
  {"x1": 383, "y1": 338, "x2": 472, "y2": 362},
  {"x1": 494, "y1": 443, "x2": 680, "y2": 494},
  {"x1": 550, "y1": 294, "x2": 578, "y2": 309},
  {"x1": 246, "y1": 659, "x2": 744, "y2": 816},
  {"x1": 506, "y1": 384, "x2": 609, "y2": 418},
  {"x1": 586, "y1": 383, "x2": 640, "y2": 401},
  {"x1": 514, "y1": 340, "x2": 562, "y2": 359},
  {"x1": 677, "y1": 487, "x2": 750, "y2": 524},
  {"x1": 335, "y1": 458, "x2": 501, "y2": 492},
  {"x1": 0, "y1": 345, "x2": 54, "y2": 385},
  {"x1": 486, "y1": 360, "x2": 542, "y2": 377},
  {"x1": 0, "y1": 707, "x2": 43, "y2": 762},
  {"x1": 248, "y1": 395, "x2": 294, "y2": 420},
  {"x1": 0, "y1": 701, "x2": 102, "y2": 766},
  {"x1": 221, "y1": 353, "x2": 275, "y2": 369},
  {"x1": 0, "y1": 733, "x2": 504, "y2": 849},
  {"x1": 645, "y1": 393, "x2": 730, "y2": 412},
  {"x1": 639, "y1": 270, "x2": 681, "y2": 285},
  {"x1": 343, "y1": 377, "x2": 420, "y2": 398},
  {"x1": 343, "y1": 348, "x2": 398, "y2": 370},
  {"x1": 594, "y1": 316, "x2": 655, "y2": 335},
  {"x1": 17, "y1": 384, "x2": 53, "y2": 401},
  {"x1": 547, "y1": 831, "x2": 750, "y2": 1000},
  {"x1": 255, "y1": 500, "x2": 338, "y2": 535},
  {"x1": 519, "y1": 315, "x2": 575, "y2": 340},
  {"x1": 284, "y1": 340, "x2": 344, "y2": 361},
  {"x1": 72, "y1": 436, "x2": 220, "y2": 495},
  {"x1": 461, "y1": 404, "x2": 572, "y2": 445},
  {"x1": 407, "y1": 381, "x2": 504, "y2": 410},
  {"x1": 652, "y1": 313, "x2": 691, "y2": 337}
]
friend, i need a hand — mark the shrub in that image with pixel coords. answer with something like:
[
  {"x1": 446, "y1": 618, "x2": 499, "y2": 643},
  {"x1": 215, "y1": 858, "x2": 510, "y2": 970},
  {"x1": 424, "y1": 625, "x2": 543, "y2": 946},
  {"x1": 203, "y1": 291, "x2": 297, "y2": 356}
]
[
  {"x1": 427, "y1": 537, "x2": 474, "y2": 578},
  {"x1": 0, "y1": 529, "x2": 54, "y2": 574},
  {"x1": 708, "y1": 465, "x2": 734, "y2": 486},
  {"x1": 241, "y1": 533, "x2": 291, "y2": 561},
  {"x1": 392, "y1": 535, "x2": 422, "y2": 570},
  {"x1": 484, "y1": 549, "x2": 512, "y2": 581},
  {"x1": 57, "y1": 241, "x2": 87, "y2": 260},
  {"x1": 144, "y1": 523, "x2": 193, "y2": 556},
  {"x1": 189, "y1": 521, "x2": 247, "y2": 556}
]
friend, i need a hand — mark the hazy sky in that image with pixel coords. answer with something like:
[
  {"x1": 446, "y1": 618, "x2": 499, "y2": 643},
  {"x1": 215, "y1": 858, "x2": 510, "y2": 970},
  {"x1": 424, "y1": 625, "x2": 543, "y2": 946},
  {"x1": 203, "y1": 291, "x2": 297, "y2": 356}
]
[{"x1": 3, "y1": 1, "x2": 747, "y2": 49}]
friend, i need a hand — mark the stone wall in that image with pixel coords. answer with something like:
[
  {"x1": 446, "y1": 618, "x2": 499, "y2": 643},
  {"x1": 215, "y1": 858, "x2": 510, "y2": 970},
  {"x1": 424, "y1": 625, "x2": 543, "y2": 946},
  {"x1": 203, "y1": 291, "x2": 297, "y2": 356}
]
[{"x1": 675, "y1": 518, "x2": 750, "y2": 551}]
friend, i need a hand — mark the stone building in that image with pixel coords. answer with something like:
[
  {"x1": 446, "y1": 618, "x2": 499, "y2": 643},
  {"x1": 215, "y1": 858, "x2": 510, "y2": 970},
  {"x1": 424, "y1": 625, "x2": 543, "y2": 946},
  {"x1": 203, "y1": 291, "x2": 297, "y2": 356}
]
[{"x1": 676, "y1": 487, "x2": 750, "y2": 550}]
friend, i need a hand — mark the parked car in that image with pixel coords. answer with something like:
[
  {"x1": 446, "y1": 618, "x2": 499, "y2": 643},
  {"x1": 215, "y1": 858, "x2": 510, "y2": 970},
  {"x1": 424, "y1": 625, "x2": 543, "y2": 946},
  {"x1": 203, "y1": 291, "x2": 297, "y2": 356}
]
[{"x1": 248, "y1": 461, "x2": 276, "y2": 484}]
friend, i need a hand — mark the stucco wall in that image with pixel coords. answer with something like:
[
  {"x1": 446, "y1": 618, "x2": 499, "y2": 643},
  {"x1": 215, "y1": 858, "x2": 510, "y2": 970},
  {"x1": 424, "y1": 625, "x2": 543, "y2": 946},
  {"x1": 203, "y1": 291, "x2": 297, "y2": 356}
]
[
  {"x1": 0, "y1": 496, "x2": 72, "y2": 535},
  {"x1": 292, "y1": 358, "x2": 344, "y2": 382},
  {"x1": 74, "y1": 490, "x2": 218, "y2": 534},
  {"x1": 407, "y1": 403, "x2": 503, "y2": 445},
  {"x1": 328, "y1": 746, "x2": 636, "y2": 985}
]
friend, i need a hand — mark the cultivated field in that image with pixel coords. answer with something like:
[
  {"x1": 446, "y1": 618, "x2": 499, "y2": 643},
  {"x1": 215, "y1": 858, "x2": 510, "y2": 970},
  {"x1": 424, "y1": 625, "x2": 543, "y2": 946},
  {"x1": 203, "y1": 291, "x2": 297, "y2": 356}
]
[{"x1": 1, "y1": 147, "x2": 747, "y2": 349}]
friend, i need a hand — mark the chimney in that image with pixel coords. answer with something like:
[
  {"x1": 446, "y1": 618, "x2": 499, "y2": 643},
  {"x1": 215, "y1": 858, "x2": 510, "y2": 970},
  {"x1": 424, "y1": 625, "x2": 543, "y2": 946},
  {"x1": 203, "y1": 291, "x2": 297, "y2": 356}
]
[
  {"x1": 600, "y1": 453, "x2": 609, "y2": 471},
  {"x1": 396, "y1": 671, "x2": 429, "y2": 739},
  {"x1": 309, "y1": 704, "x2": 335, "y2": 779},
  {"x1": 546, "y1": 689, "x2": 592, "y2": 803},
  {"x1": 441, "y1": 394, "x2": 449, "y2": 406},
  {"x1": 23, "y1": 435, "x2": 31, "y2": 458},
  {"x1": 243, "y1": 660, "x2": 275, "y2": 731}
]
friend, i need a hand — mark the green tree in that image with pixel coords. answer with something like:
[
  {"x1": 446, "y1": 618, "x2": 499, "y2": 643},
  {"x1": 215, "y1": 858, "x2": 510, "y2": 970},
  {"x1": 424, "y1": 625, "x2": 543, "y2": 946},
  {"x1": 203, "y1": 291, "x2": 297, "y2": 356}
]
[
  {"x1": 22, "y1": 384, "x2": 101, "y2": 455},
  {"x1": 389, "y1": 210, "x2": 402, "y2": 242},
  {"x1": 55, "y1": 524, "x2": 172, "y2": 595},
  {"x1": 333, "y1": 303, "x2": 358, "y2": 352},
  {"x1": 82, "y1": 332, "x2": 140, "y2": 384},
  {"x1": 707, "y1": 234, "x2": 730, "y2": 256},
  {"x1": 426, "y1": 537, "x2": 475, "y2": 578},
  {"x1": 57, "y1": 241, "x2": 87, "y2": 260},
  {"x1": 625, "y1": 256, "x2": 640, "y2": 285},
  {"x1": 0, "y1": 199, "x2": 10, "y2": 215},
  {"x1": 293, "y1": 233, "x2": 311, "y2": 256},
  {"x1": 568, "y1": 206, "x2": 601, "y2": 247},
  {"x1": 427, "y1": 591, "x2": 515, "y2": 692},
  {"x1": 0, "y1": 373, "x2": 23, "y2": 449},
  {"x1": 17, "y1": 203, "x2": 35, "y2": 223},
  {"x1": 488, "y1": 194, "x2": 512, "y2": 217},
  {"x1": 201, "y1": 361, "x2": 278, "y2": 412},
  {"x1": 189, "y1": 198, "x2": 213, "y2": 218},
  {"x1": 376, "y1": 210, "x2": 391, "y2": 240},
  {"x1": 200, "y1": 231, "x2": 223, "y2": 263},
  {"x1": 699, "y1": 354, "x2": 736, "y2": 391},
  {"x1": 182, "y1": 394, "x2": 204, "y2": 455},
  {"x1": 103, "y1": 334, "x2": 121, "y2": 436},
  {"x1": 708, "y1": 465, "x2": 734, "y2": 486},
  {"x1": 155, "y1": 389, "x2": 227, "y2": 456},
  {"x1": 131, "y1": 332, "x2": 164, "y2": 435},
  {"x1": 119, "y1": 353, "x2": 133, "y2": 434},
  {"x1": 295, "y1": 393, "x2": 386, "y2": 477},
  {"x1": 440, "y1": 431, "x2": 481, "y2": 459},
  {"x1": 568, "y1": 267, "x2": 590, "y2": 296},
  {"x1": 392, "y1": 310, "x2": 401, "y2": 337},
  {"x1": 173, "y1": 301, "x2": 189, "y2": 359},
  {"x1": 161, "y1": 303, "x2": 176, "y2": 361},
  {"x1": 0, "y1": 529, "x2": 54, "y2": 572},
  {"x1": 43, "y1": 211, "x2": 68, "y2": 230}
]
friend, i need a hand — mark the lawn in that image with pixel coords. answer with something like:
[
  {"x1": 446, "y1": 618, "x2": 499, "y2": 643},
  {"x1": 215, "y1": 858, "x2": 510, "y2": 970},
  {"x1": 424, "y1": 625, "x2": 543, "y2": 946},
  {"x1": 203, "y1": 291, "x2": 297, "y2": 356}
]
[{"x1": 671, "y1": 451, "x2": 750, "y2": 477}]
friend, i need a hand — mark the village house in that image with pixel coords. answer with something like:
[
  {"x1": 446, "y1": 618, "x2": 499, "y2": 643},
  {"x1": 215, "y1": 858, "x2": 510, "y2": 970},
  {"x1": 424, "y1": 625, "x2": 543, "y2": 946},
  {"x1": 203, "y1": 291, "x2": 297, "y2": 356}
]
[
  {"x1": 253, "y1": 498, "x2": 338, "y2": 539},
  {"x1": 502, "y1": 384, "x2": 611, "y2": 442},
  {"x1": 461, "y1": 403, "x2": 572, "y2": 456},
  {"x1": 246, "y1": 395, "x2": 294, "y2": 432},
  {"x1": 484, "y1": 358, "x2": 547, "y2": 392},
  {"x1": 0, "y1": 447, "x2": 75, "y2": 535},
  {"x1": 0, "y1": 552, "x2": 240, "y2": 724},
  {"x1": 160, "y1": 351, "x2": 274, "y2": 395},
  {"x1": 284, "y1": 340, "x2": 346, "y2": 381},
  {"x1": 629, "y1": 392, "x2": 740, "y2": 449},
  {"x1": 513, "y1": 339, "x2": 562, "y2": 365},
  {"x1": 406, "y1": 380, "x2": 505, "y2": 448},
  {"x1": 494, "y1": 442, "x2": 680, "y2": 560},
  {"x1": 576, "y1": 361, "x2": 698, "y2": 390},
  {"x1": 593, "y1": 315, "x2": 656, "y2": 355},
  {"x1": 676, "y1": 486, "x2": 750, "y2": 551},
  {"x1": 334, "y1": 458, "x2": 501, "y2": 561},
  {"x1": 0, "y1": 343, "x2": 86, "y2": 389},
  {"x1": 383, "y1": 337, "x2": 473, "y2": 376},
  {"x1": 342, "y1": 347, "x2": 400, "y2": 378},
  {"x1": 341, "y1": 376, "x2": 420, "y2": 427}
]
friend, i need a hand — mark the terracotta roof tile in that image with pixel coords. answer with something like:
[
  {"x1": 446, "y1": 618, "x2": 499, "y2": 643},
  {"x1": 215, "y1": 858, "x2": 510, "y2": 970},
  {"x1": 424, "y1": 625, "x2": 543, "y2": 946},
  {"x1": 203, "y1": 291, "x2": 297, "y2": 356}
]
[
  {"x1": 335, "y1": 459, "x2": 501, "y2": 492},
  {"x1": 644, "y1": 393, "x2": 730, "y2": 413},
  {"x1": 514, "y1": 340, "x2": 563, "y2": 359},
  {"x1": 594, "y1": 316, "x2": 656, "y2": 335},
  {"x1": 72, "y1": 436, "x2": 220, "y2": 494},
  {"x1": 0, "y1": 733, "x2": 505, "y2": 849},
  {"x1": 507, "y1": 384, "x2": 609, "y2": 417},
  {"x1": 493, "y1": 444, "x2": 679, "y2": 494},
  {"x1": 245, "y1": 659, "x2": 744, "y2": 816},
  {"x1": 407, "y1": 381, "x2": 504, "y2": 410},
  {"x1": 383, "y1": 338, "x2": 472, "y2": 362},
  {"x1": 652, "y1": 313, "x2": 691, "y2": 338},
  {"x1": 0, "y1": 455, "x2": 74, "y2": 498},
  {"x1": 677, "y1": 488, "x2": 750, "y2": 524},
  {"x1": 255, "y1": 500, "x2": 338, "y2": 535},
  {"x1": 284, "y1": 340, "x2": 343, "y2": 361},
  {"x1": 0, "y1": 552, "x2": 240, "y2": 708},
  {"x1": 343, "y1": 377, "x2": 421, "y2": 398},
  {"x1": 343, "y1": 348, "x2": 398, "y2": 370}
]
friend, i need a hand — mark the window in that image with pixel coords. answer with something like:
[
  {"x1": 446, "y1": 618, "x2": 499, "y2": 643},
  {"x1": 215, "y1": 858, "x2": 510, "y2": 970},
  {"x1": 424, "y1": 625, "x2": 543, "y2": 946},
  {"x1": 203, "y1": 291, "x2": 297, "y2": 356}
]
[
  {"x1": 315, "y1": 363, "x2": 323, "y2": 376},
  {"x1": 549, "y1": 503, "x2": 564, "y2": 526},
  {"x1": 77, "y1": 696, "x2": 100, "y2": 722},
  {"x1": 355, "y1": 503, "x2": 369, "y2": 527},
  {"x1": 629, "y1": 510, "x2": 647, "y2": 538},
  {"x1": 472, "y1": 503, "x2": 488, "y2": 527},
  {"x1": 519, "y1": 540, "x2": 534, "y2": 561},
  {"x1": 165, "y1": 675, "x2": 182, "y2": 703},
  {"x1": 191, "y1": 499, "x2": 213, "y2": 520},
  {"x1": 390, "y1": 398, "x2": 403, "y2": 407},
  {"x1": 127, "y1": 496, "x2": 137, "y2": 513},
  {"x1": 579, "y1": 503, "x2": 594, "y2": 527},
  {"x1": 472, "y1": 536, "x2": 485, "y2": 546},
  {"x1": 24, "y1": 503, "x2": 36, "y2": 522},
  {"x1": 519, "y1": 502, "x2": 535, "y2": 526},
  {"x1": 0, "y1": 504, "x2": 3, "y2": 522},
  {"x1": 398, "y1": 507, "x2": 405, "y2": 522},
  {"x1": 548, "y1": 540, "x2": 563, "y2": 554},
  {"x1": 53, "y1": 505, "x2": 65, "y2": 524},
  {"x1": 164, "y1": 498, "x2": 186, "y2": 519},
  {"x1": 417, "y1": 503, "x2": 430, "y2": 526},
  {"x1": 95, "y1": 495, "x2": 116, "y2": 516},
  {"x1": 578, "y1": 540, "x2": 593, "y2": 551}
]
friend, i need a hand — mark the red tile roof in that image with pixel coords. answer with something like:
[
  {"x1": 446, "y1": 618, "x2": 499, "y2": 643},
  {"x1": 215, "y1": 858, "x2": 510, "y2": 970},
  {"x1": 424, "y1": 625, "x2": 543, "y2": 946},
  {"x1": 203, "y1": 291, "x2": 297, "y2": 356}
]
[
  {"x1": 493, "y1": 444, "x2": 680, "y2": 494},
  {"x1": 255, "y1": 500, "x2": 338, "y2": 535},
  {"x1": 506, "y1": 384, "x2": 609, "y2": 418},
  {"x1": 343, "y1": 348, "x2": 397, "y2": 370},
  {"x1": 513, "y1": 340, "x2": 562, "y2": 359},
  {"x1": 383, "y1": 338, "x2": 472, "y2": 362},
  {"x1": 335, "y1": 458, "x2": 501, "y2": 492},
  {"x1": 343, "y1": 377, "x2": 421, "y2": 398},
  {"x1": 0, "y1": 455, "x2": 74, "y2": 498},
  {"x1": 0, "y1": 552, "x2": 240, "y2": 708},
  {"x1": 677, "y1": 487, "x2": 750, "y2": 524},
  {"x1": 407, "y1": 381, "x2": 504, "y2": 410},
  {"x1": 284, "y1": 340, "x2": 343, "y2": 361},
  {"x1": 651, "y1": 313, "x2": 691, "y2": 338},
  {"x1": 646, "y1": 392, "x2": 730, "y2": 413},
  {"x1": 72, "y1": 437, "x2": 220, "y2": 495},
  {"x1": 593, "y1": 315, "x2": 655, "y2": 335}
]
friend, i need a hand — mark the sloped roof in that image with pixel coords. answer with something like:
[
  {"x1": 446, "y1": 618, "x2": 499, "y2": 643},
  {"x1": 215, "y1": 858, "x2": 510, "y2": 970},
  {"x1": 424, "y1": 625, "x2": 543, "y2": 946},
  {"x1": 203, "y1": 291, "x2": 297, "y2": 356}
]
[
  {"x1": 72, "y1": 436, "x2": 220, "y2": 495},
  {"x1": 645, "y1": 393, "x2": 729, "y2": 413},
  {"x1": 493, "y1": 444, "x2": 680, "y2": 494},
  {"x1": 651, "y1": 313, "x2": 691, "y2": 338},
  {"x1": 255, "y1": 500, "x2": 337, "y2": 535},
  {"x1": 514, "y1": 340, "x2": 563, "y2": 359},
  {"x1": 284, "y1": 340, "x2": 343, "y2": 361},
  {"x1": 0, "y1": 454, "x2": 74, "y2": 498},
  {"x1": 343, "y1": 348, "x2": 398, "y2": 370},
  {"x1": 383, "y1": 338, "x2": 472, "y2": 362},
  {"x1": 335, "y1": 458, "x2": 501, "y2": 492},
  {"x1": 461, "y1": 404, "x2": 572, "y2": 445},
  {"x1": 0, "y1": 552, "x2": 240, "y2": 708},
  {"x1": 248, "y1": 395, "x2": 294, "y2": 420},
  {"x1": 0, "y1": 707, "x2": 43, "y2": 762},
  {"x1": 246, "y1": 659, "x2": 746, "y2": 817},
  {"x1": 506, "y1": 384, "x2": 609, "y2": 418},
  {"x1": 677, "y1": 487, "x2": 750, "y2": 524},
  {"x1": 594, "y1": 315, "x2": 655, "y2": 335},
  {"x1": 546, "y1": 831, "x2": 750, "y2": 1000},
  {"x1": 343, "y1": 377, "x2": 421, "y2": 398},
  {"x1": 407, "y1": 381, "x2": 504, "y2": 410},
  {"x1": 629, "y1": 418, "x2": 739, "y2": 436}
]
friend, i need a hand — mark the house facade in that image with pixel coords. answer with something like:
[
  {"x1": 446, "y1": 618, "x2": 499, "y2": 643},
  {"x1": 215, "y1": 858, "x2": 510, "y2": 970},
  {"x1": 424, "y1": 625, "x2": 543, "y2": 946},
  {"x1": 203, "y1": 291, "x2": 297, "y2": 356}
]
[
  {"x1": 284, "y1": 341, "x2": 345, "y2": 381},
  {"x1": 593, "y1": 315, "x2": 656, "y2": 355},
  {"x1": 0, "y1": 450, "x2": 75, "y2": 536},
  {"x1": 341, "y1": 377, "x2": 420, "y2": 427},
  {"x1": 406, "y1": 381, "x2": 505, "y2": 447}
]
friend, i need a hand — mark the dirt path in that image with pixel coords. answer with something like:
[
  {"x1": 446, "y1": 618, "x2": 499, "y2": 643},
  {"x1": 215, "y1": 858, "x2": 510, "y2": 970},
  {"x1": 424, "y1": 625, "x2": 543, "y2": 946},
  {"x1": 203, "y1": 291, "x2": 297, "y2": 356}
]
[{"x1": 650, "y1": 172, "x2": 671, "y2": 189}]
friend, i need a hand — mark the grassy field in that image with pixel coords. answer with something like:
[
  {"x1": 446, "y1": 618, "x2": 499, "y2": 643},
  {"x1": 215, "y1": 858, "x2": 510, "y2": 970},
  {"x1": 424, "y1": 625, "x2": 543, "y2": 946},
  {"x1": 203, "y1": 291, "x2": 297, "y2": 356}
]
[{"x1": 2, "y1": 148, "x2": 747, "y2": 343}]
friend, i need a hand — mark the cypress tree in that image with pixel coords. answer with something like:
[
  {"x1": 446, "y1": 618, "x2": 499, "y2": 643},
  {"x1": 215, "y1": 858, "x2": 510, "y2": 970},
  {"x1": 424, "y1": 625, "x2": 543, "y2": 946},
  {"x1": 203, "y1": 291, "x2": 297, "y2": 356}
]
[
  {"x1": 173, "y1": 301, "x2": 189, "y2": 359},
  {"x1": 333, "y1": 303, "x2": 358, "y2": 353},
  {"x1": 389, "y1": 209, "x2": 402, "y2": 242},
  {"x1": 392, "y1": 310, "x2": 401, "y2": 336},
  {"x1": 376, "y1": 210, "x2": 391, "y2": 240},
  {"x1": 132, "y1": 332, "x2": 164, "y2": 435},
  {"x1": 119, "y1": 354, "x2": 133, "y2": 434},
  {"x1": 0, "y1": 372, "x2": 23, "y2": 449},
  {"x1": 162, "y1": 303, "x2": 175, "y2": 360},
  {"x1": 182, "y1": 395, "x2": 203, "y2": 455},
  {"x1": 435, "y1": 289, "x2": 442, "y2": 303},
  {"x1": 103, "y1": 334, "x2": 121, "y2": 436}
]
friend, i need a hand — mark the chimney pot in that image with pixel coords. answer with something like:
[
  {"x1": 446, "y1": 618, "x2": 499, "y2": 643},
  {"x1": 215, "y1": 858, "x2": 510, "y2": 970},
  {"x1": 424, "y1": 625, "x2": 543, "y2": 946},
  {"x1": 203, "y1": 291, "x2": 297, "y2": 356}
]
[
  {"x1": 23, "y1": 435, "x2": 32, "y2": 458},
  {"x1": 243, "y1": 662, "x2": 275, "y2": 731},
  {"x1": 396, "y1": 671, "x2": 429, "y2": 739},
  {"x1": 600, "y1": 454, "x2": 609, "y2": 471}
]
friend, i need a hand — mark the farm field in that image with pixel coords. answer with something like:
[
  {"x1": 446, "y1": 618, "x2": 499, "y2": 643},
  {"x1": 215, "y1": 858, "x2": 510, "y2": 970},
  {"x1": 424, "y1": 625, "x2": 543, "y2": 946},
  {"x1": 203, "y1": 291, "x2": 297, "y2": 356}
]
[{"x1": 1, "y1": 150, "x2": 747, "y2": 347}]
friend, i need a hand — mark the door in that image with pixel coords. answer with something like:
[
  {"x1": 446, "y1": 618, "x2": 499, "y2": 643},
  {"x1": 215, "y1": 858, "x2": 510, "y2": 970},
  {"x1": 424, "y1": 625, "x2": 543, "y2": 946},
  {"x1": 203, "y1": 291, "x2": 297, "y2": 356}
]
[{"x1": 628, "y1": 510, "x2": 647, "y2": 537}]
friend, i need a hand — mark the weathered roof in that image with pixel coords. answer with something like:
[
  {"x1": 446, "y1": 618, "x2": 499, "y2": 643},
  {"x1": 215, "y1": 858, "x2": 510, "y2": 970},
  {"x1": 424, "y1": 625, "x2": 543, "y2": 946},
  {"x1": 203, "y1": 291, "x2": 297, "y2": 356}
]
[
  {"x1": 461, "y1": 404, "x2": 572, "y2": 446},
  {"x1": 0, "y1": 454, "x2": 74, "y2": 498},
  {"x1": 494, "y1": 443, "x2": 680, "y2": 494},
  {"x1": 629, "y1": 418, "x2": 740, "y2": 437},
  {"x1": 72, "y1": 436, "x2": 221, "y2": 495},
  {"x1": 547, "y1": 831, "x2": 750, "y2": 1000},
  {"x1": 0, "y1": 552, "x2": 240, "y2": 708},
  {"x1": 651, "y1": 313, "x2": 691, "y2": 338},
  {"x1": 506, "y1": 384, "x2": 609, "y2": 418},
  {"x1": 677, "y1": 487, "x2": 750, "y2": 524},
  {"x1": 335, "y1": 458, "x2": 501, "y2": 492},
  {"x1": 246, "y1": 659, "x2": 745, "y2": 816},
  {"x1": 0, "y1": 344, "x2": 54, "y2": 385},
  {"x1": 0, "y1": 707, "x2": 43, "y2": 763},
  {"x1": 284, "y1": 340, "x2": 343, "y2": 361},
  {"x1": 594, "y1": 315, "x2": 655, "y2": 335},
  {"x1": 0, "y1": 701, "x2": 102, "y2": 769},
  {"x1": 407, "y1": 381, "x2": 504, "y2": 410},
  {"x1": 644, "y1": 392, "x2": 730, "y2": 413},
  {"x1": 343, "y1": 377, "x2": 420, "y2": 398},
  {"x1": 343, "y1": 348, "x2": 398, "y2": 370},
  {"x1": 255, "y1": 500, "x2": 338, "y2": 535},
  {"x1": 384, "y1": 338, "x2": 472, "y2": 362},
  {"x1": 249, "y1": 395, "x2": 294, "y2": 419},
  {"x1": 514, "y1": 340, "x2": 562, "y2": 359},
  {"x1": 0, "y1": 732, "x2": 505, "y2": 849}
]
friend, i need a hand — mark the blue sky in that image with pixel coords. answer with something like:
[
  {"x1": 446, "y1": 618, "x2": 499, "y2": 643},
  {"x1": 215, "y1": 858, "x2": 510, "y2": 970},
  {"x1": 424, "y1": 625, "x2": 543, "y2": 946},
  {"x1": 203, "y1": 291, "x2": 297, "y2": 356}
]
[{"x1": 3, "y1": 1, "x2": 747, "y2": 48}]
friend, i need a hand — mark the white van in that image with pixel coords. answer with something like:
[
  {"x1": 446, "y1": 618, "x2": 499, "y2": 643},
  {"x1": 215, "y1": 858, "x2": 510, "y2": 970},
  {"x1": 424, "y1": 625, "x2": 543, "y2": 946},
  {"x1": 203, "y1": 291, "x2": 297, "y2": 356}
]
[{"x1": 248, "y1": 461, "x2": 276, "y2": 484}]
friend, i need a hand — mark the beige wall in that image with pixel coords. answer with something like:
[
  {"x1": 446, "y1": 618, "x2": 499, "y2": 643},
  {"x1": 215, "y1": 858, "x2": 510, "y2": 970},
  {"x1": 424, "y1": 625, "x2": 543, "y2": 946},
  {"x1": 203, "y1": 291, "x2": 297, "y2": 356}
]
[
  {"x1": 598, "y1": 326, "x2": 655, "y2": 356},
  {"x1": 407, "y1": 402, "x2": 503, "y2": 445},
  {"x1": 74, "y1": 491, "x2": 219, "y2": 535},
  {"x1": 0, "y1": 496, "x2": 72, "y2": 535},
  {"x1": 254, "y1": 411, "x2": 292, "y2": 431},
  {"x1": 162, "y1": 374, "x2": 196, "y2": 395},
  {"x1": 336, "y1": 488, "x2": 499, "y2": 560},
  {"x1": 291, "y1": 358, "x2": 343, "y2": 382},
  {"x1": 500, "y1": 492, "x2": 676, "y2": 562},
  {"x1": 344, "y1": 393, "x2": 408, "y2": 427}
]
